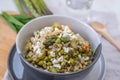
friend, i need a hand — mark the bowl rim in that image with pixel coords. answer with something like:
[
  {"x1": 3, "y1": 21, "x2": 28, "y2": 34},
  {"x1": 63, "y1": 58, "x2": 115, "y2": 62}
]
[{"x1": 16, "y1": 15, "x2": 101, "y2": 76}]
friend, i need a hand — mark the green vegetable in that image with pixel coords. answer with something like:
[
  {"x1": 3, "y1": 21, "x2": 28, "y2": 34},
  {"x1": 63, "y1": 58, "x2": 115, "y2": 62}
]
[
  {"x1": 24, "y1": 0, "x2": 39, "y2": 17},
  {"x1": 82, "y1": 54, "x2": 87, "y2": 57},
  {"x1": 1, "y1": 15, "x2": 17, "y2": 32},
  {"x1": 60, "y1": 36, "x2": 70, "y2": 43},
  {"x1": 73, "y1": 51, "x2": 79, "y2": 57},
  {"x1": 43, "y1": 35, "x2": 57, "y2": 47},
  {"x1": 1, "y1": 12, "x2": 32, "y2": 33},
  {"x1": 44, "y1": 57, "x2": 49, "y2": 61},
  {"x1": 60, "y1": 49, "x2": 64, "y2": 55},
  {"x1": 52, "y1": 22, "x2": 59, "y2": 29},
  {"x1": 61, "y1": 61, "x2": 66, "y2": 67},
  {"x1": 87, "y1": 52, "x2": 92, "y2": 57},
  {"x1": 64, "y1": 55, "x2": 69, "y2": 60},
  {"x1": 69, "y1": 58, "x2": 76, "y2": 65},
  {"x1": 31, "y1": 0, "x2": 42, "y2": 15},
  {"x1": 87, "y1": 49, "x2": 93, "y2": 57},
  {"x1": 70, "y1": 40, "x2": 78, "y2": 49},
  {"x1": 1, "y1": 12, "x2": 24, "y2": 33},
  {"x1": 14, "y1": 0, "x2": 25, "y2": 14},
  {"x1": 48, "y1": 55, "x2": 52, "y2": 59},
  {"x1": 47, "y1": 62, "x2": 52, "y2": 66},
  {"x1": 2, "y1": 12, "x2": 24, "y2": 26},
  {"x1": 55, "y1": 38, "x2": 61, "y2": 44},
  {"x1": 38, "y1": 0, "x2": 47, "y2": 14},
  {"x1": 38, "y1": 61, "x2": 44, "y2": 66},
  {"x1": 82, "y1": 65, "x2": 86, "y2": 69},
  {"x1": 12, "y1": 14, "x2": 32, "y2": 24},
  {"x1": 55, "y1": 67, "x2": 60, "y2": 72},
  {"x1": 38, "y1": 53, "x2": 46, "y2": 60},
  {"x1": 49, "y1": 68, "x2": 55, "y2": 72},
  {"x1": 79, "y1": 48, "x2": 83, "y2": 53}
]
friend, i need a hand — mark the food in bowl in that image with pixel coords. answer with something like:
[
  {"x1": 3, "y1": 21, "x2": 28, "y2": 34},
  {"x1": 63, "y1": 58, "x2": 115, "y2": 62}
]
[{"x1": 25, "y1": 22, "x2": 93, "y2": 73}]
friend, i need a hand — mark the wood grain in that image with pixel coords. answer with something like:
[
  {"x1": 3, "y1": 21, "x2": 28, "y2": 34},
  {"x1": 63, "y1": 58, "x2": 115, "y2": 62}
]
[{"x1": 0, "y1": 11, "x2": 19, "y2": 79}]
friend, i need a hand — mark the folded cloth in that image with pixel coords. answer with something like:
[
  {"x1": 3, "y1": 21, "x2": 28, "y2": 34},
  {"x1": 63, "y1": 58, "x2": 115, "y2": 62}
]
[{"x1": 3, "y1": 70, "x2": 11, "y2": 80}]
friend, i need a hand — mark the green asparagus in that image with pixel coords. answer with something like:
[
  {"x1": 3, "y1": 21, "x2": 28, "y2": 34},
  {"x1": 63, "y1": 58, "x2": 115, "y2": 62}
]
[
  {"x1": 14, "y1": 0, "x2": 25, "y2": 14},
  {"x1": 30, "y1": 0, "x2": 42, "y2": 15},
  {"x1": 24, "y1": 0, "x2": 39, "y2": 17}
]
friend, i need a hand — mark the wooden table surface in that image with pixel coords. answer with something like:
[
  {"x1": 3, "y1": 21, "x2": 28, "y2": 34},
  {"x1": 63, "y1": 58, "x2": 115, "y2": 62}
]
[{"x1": 0, "y1": 11, "x2": 19, "y2": 79}]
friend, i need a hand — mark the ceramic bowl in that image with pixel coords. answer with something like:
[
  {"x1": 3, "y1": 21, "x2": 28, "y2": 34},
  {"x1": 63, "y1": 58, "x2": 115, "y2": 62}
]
[{"x1": 16, "y1": 15, "x2": 101, "y2": 80}]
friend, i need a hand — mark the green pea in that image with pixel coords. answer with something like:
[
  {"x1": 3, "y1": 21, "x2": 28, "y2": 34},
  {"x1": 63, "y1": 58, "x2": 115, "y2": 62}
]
[
  {"x1": 69, "y1": 58, "x2": 76, "y2": 65},
  {"x1": 49, "y1": 68, "x2": 54, "y2": 72},
  {"x1": 44, "y1": 57, "x2": 49, "y2": 61},
  {"x1": 60, "y1": 49, "x2": 64, "y2": 55},
  {"x1": 47, "y1": 62, "x2": 52, "y2": 66},
  {"x1": 38, "y1": 61, "x2": 44, "y2": 66},
  {"x1": 87, "y1": 52, "x2": 92, "y2": 57},
  {"x1": 38, "y1": 53, "x2": 46, "y2": 60},
  {"x1": 25, "y1": 52, "x2": 33, "y2": 59},
  {"x1": 73, "y1": 51, "x2": 79, "y2": 57},
  {"x1": 48, "y1": 55, "x2": 52, "y2": 59},
  {"x1": 47, "y1": 51, "x2": 50, "y2": 55},
  {"x1": 25, "y1": 42, "x2": 31, "y2": 50},
  {"x1": 52, "y1": 22, "x2": 59, "y2": 29},
  {"x1": 70, "y1": 40, "x2": 78, "y2": 49},
  {"x1": 55, "y1": 67, "x2": 60, "y2": 72},
  {"x1": 79, "y1": 48, "x2": 83, "y2": 53},
  {"x1": 61, "y1": 61, "x2": 66, "y2": 67},
  {"x1": 43, "y1": 35, "x2": 57, "y2": 47},
  {"x1": 60, "y1": 37, "x2": 70, "y2": 43},
  {"x1": 82, "y1": 54, "x2": 87, "y2": 57},
  {"x1": 55, "y1": 38, "x2": 61, "y2": 43},
  {"x1": 49, "y1": 67, "x2": 58, "y2": 72},
  {"x1": 64, "y1": 55, "x2": 69, "y2": 60}
]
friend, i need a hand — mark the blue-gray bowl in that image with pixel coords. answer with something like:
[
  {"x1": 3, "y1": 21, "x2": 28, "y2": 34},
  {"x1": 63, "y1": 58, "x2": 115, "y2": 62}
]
[{"x1": 16, "y1": 15, "x2": 101, "y2": 80}]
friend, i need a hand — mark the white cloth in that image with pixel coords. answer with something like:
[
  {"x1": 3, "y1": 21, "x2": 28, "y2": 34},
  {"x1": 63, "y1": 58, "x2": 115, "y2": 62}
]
[{"x1": 3, "y1": 0, "x2": 120, "y2": 80}]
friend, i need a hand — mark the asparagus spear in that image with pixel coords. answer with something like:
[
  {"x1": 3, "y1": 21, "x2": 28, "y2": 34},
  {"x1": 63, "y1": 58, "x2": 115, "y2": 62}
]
[
  {"x1": 30, "y1": 0, "x2": 42, "y2": 15},
  {"x1": 40, "y1": 0, "x2": 47, "y2": 10},
  {"x1": 1, "y1": 14, "x2": 18, "y2": 33},
  {"x1": 38, "y1": 0, "x2": 47, "y2": 14},
  {"x1": 12, "y1": 14, "x2": 32, "y2": 24},
  {"x1": 24, "y1": 0, "x2": 39, "y2": 17},
  {"x1": 2, "y1": 12, "x2": 24, "y2": 27},
  {"x1": 1, "y1": 12, "x2": 24, "y2": 33},
  {"x1": 1, "y1": 12, "x2": 33, "y2": 33},
  {"x1": 14, "y1": 0, "x2": 25, "y2": 14}
]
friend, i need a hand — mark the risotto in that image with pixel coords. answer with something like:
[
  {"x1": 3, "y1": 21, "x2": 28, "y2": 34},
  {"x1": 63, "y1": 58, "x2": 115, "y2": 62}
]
[{"x1": 25, "y1": 22, "x2": 93, "y2": 73}]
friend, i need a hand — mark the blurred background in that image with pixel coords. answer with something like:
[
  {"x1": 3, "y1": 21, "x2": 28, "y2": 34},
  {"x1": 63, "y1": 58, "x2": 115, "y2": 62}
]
[{"x1": 0, "y1": 0, "x2": 120, "y2": 80}]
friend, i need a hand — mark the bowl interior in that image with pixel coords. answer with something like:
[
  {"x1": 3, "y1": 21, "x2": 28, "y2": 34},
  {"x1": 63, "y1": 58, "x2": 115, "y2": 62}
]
[{"x1": 16, "y1": 15, "x2": 100, "y2": 54}]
